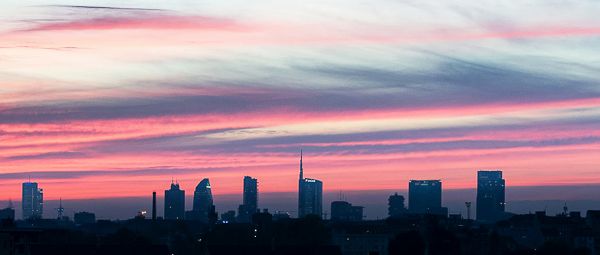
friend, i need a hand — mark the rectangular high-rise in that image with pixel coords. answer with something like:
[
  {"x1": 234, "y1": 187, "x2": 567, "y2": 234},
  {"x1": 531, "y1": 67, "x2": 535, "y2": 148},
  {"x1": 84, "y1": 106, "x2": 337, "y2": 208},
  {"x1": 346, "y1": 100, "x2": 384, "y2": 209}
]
[
  {"x1": 238, "y1": 176, "x2": 258, "y2": 222},
  {"x1": 22, "y1": 182, "x2": 43, "y2": 219},
  {"x1": 409, "y1": 180, "x2": 446, "y2": 215},
  {"x1": 243, "y1": 176, "x2": 258, "y2": 212},
  {"x1": 164, "y1": 182, "x2": 185, "y2": 220},
  {"x1": 476, "y1": 170, "x2": 505, "y2": 222},
  {"x1": 299, "y1": 178, "x2": 323, "y2": 217}
]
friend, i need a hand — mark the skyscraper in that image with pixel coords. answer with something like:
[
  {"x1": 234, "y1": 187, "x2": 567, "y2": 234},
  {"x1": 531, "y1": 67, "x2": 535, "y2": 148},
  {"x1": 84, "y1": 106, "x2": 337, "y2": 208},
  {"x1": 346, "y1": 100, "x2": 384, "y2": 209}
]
[
  {"x1": 298, "y1": 151, "x2": 323, "y2": 218},
  {"x1": 408, "y1": 180, "x2": 447, "y2": 216},
  {"x1": 238, "y1": 176, "x2": 258, "y2": 222},
  {"x1": 192, "y1": 178, "x2": 214, "y2": 222},
  {"x1": 164, "y1": 182, "x2": 185, "y2": 220},
  {"x1": 388, "y1": 193, "x2": 407, "y2": 217},
  {"x1": 476, "y1": 170, "x2": 506, "y2": 222},
  {"x1": 22, "y1": 182, "x2": 43, "y2": 219}
]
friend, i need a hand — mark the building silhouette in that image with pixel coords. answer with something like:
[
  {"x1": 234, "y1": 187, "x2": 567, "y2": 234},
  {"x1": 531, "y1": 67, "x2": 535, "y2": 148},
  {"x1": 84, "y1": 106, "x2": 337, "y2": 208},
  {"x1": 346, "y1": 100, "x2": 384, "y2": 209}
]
[
  {"x1": 408, "y1": 180, "x2": 447, "y2": 216},
  {"x1": 221, "y1": 210, "x2": 236, "y2": 223},
  {"x1": 298, "y1": 151, "x2": 323, "y2": 218},
  {"x1": 22, "y1": 182, "x2": 43, "y2": 219},
  {"x1": 237, "y1": 176, "x2": 258, "y2": 222},
  {"x1": 164, "y1": 181, "x2": 185, "y2": 220},
  {"x1": 477, "y1": 170, "x2": 506, "y2": 222},
  {"x1": 152, "y1": 191, "x2": 157, "y2": 221},
  {"x1": 388, "y1": 193, "x2": 407, "y2": 217},
  {"x1": 0, "y1": 208, "x2": 15, "y2": 220},
  {"x1": 74, "y1": 211, "x2": 96, "y2": 225},
  {"x1": 331, "y1": 201, "x2": 363, "y2": 221},
  {"x1": 191, "y1": 178, "x2": 214, "y2": 222}
]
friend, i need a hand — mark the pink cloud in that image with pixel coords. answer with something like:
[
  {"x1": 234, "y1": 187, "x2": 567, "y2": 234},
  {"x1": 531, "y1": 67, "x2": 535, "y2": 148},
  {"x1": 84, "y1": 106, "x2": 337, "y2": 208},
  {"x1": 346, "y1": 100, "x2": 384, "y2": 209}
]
[{"x1": 20, "y1": 15, "x2": 246, "y2": 32}]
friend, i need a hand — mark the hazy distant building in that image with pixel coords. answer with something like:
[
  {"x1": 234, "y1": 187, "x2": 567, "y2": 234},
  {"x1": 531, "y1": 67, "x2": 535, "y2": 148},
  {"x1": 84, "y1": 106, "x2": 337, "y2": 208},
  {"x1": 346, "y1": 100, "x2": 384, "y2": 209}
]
[
  {"x1": 388, "y1": 193, "x2": 407, "y2": 217},
  {"x1": 192, "y1": 178, "x2": 214, "y2": 222},
  {"x1": 331, "y1": 201, "x2": 363, "y2": 221},
  {"x1": 164, "y1": 182, "x2": 185, "y2": 220},
  {"x1": 298, "y1": 151, "x2": 323, "y2": 218},
  {"x1": 74, "y1": 211, "x2": 96, "y2": 225},
  {"x1": 477, "y1": 170, "x2": 505, "y2": 222},
  {"x1": 22, "y1": 182, "x2": 43, "y2": 219},
  {"x1": 221, "y1": 210, "x2": 236, "y2": 223},
  {"x1": 238, "y1": 176, "x2": 258, "y2": 222},
  {"x1": 0, "y1": 207, "x2": 15, "y2": 220},
  {"x1": 273, "y1": 212, "x2": 291, "y2": 221},
  {"x1": 409, "y1": 180, "x2": 447, "y2": 216}
]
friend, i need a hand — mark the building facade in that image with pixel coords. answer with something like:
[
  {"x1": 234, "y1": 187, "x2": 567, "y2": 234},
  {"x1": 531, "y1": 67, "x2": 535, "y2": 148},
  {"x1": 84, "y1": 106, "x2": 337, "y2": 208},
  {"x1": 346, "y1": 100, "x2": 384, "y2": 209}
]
[
  {"x1": 22, "y1": 182, "x2": 43, "y2": 219},
  {"x1": 408, "y1": 180, "x2": 446, "y2": 215},
  {"x1": 238, "y1": 176, "x2": 258, "y2": 222},
  {"x1": 331, "y1": 201, "x2": 363, "y2": 221},
  {"x1": 476, "y1": 170, "x2": 505, "y2": 222},
  {"x1": 164, "y1": 182, "x2": 185, "y2": 220},
  {"x1": 192, "y1": 178, "x2": 214, "y2": 222}
]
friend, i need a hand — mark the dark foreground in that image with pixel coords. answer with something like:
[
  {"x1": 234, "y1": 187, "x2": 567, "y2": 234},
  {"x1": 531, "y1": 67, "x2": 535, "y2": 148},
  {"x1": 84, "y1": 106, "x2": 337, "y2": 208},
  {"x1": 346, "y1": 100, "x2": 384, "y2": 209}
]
[{"x1": 1, "y1": 211, "x2": 600, "y2": 255}]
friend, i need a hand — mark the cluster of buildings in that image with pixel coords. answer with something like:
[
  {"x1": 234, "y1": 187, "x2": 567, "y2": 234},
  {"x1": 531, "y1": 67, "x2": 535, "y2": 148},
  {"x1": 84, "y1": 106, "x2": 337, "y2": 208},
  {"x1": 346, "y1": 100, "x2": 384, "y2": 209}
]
[
  {"x1": 5, "y1": 152, "x2": 507, "y2": 224},
  {"x1": 6, "y1": 153, "x2": 600, "y2": 255},
  {"x1": 384, "y1": 170, "x2": 506, "y2": 223}
]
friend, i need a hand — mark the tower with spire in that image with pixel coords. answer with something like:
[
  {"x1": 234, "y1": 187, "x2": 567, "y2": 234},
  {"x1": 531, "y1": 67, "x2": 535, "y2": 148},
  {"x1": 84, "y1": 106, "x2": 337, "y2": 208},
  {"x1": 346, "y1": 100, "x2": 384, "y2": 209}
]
[{"x1": 297, "y1": 150, "x2": 323, "y2": 218}]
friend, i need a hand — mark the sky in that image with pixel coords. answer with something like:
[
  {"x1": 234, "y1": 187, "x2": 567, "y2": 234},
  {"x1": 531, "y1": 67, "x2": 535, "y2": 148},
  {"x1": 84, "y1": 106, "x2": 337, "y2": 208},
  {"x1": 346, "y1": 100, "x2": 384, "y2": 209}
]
[{"x1": 1, "y1": 1, "x2": 600, "y2": 217}]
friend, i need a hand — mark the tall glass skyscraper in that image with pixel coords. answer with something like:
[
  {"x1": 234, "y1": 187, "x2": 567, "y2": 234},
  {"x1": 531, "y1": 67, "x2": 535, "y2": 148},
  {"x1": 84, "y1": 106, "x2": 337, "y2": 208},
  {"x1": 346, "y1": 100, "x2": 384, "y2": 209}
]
[
  {"x1": 298, "y1": 151, "x2": 323, "y2": 218},
  {"x1": 164, "y1": 182, "x2": 185, "y2": 220},
  {"x1": 408, "y1": 180, "x2": 446, "y2": 215},
  {"x1": 192, "y1": 178, "x2": 214, "y2": 222},
  {"x1": 238, "y1": 176, "x2": 258, "y2": 222},
  {"x1": 476, "y1": 170, "x2": 505, "y2": 222},
  {"x1": 22, "y1": 182, "x2": 43, "y2": 219}
]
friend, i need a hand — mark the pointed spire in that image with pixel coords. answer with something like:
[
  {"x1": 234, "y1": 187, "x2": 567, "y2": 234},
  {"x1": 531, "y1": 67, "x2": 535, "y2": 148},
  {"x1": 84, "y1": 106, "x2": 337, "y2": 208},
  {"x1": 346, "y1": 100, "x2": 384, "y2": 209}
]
[{"x1": 299, "y1": 149, "x2": 304, "y2": 181}]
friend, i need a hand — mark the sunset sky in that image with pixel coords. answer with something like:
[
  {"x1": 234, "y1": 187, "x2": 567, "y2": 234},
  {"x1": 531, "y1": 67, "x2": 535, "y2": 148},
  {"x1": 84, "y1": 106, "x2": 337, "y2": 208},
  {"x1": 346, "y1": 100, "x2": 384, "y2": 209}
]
[{"x1": 1, "y1": 0, "x2": 600, "y2": 210}]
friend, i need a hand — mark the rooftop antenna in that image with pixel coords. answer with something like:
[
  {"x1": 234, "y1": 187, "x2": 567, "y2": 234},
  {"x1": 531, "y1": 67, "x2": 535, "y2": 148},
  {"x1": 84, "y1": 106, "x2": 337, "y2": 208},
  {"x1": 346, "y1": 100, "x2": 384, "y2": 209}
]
[
  {"x1": 465, "y1": 202, "x2": 472, "y2": 220},
  {"x1": 8, "y1": 199, "x2": 13, "y2": 209},
  {"x1": 56, "y1": 198, "x2": 65, "y2": 220},
  {"x1": 563, "y1": 202, "x2": 568, "y2": 216}
]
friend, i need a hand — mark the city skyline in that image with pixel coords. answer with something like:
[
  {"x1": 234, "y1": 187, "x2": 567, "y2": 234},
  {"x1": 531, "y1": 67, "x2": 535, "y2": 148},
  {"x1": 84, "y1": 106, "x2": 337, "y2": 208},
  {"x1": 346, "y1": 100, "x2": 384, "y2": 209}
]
[
  {"x1": 1, "y1": 1, "x2": 600, "y2": 204},
  {"x1": 8, "y1": 165, "x2": 596, "y2": 221},
  {"x1": 2, "y1": 1, "x2": 600, "y2": 254}
]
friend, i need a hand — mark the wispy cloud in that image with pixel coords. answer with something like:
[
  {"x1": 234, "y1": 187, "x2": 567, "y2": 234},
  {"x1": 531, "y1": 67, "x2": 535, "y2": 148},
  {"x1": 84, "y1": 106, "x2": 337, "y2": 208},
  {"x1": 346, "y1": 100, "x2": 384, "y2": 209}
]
[{"x1": 1, "y1": 0, "x2": 600, "y2": 201}]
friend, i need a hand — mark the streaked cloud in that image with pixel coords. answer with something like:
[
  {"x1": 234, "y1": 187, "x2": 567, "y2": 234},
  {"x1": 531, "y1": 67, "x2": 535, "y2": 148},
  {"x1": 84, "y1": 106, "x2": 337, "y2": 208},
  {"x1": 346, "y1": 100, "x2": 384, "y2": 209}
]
[{"x1": 0, "y1": 0, "x2": 599, "y2": 203}]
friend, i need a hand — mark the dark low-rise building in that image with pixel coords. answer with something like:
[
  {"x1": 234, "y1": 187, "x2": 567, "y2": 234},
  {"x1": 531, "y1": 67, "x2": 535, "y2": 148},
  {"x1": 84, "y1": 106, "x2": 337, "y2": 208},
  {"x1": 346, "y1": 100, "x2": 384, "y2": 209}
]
[
  {"x1": 0, "y1": 207, "x2": 15, "y2": 221},
  {"x1": 74, "y1": 212, "x2": 96, "y2": 225},
  {"x1": 331, "y1": 201, "x2": 363, "y2": 222}
]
